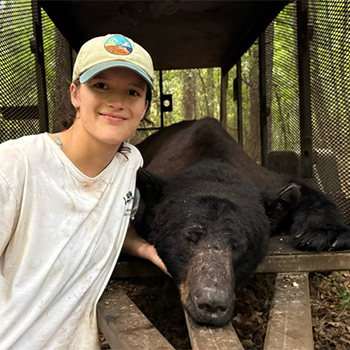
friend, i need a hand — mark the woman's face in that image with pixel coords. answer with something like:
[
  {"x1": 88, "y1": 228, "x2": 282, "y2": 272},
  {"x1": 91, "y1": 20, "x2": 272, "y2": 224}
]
[{"x1": 70, "y1": 67, "x2": 148, "y2": 148}]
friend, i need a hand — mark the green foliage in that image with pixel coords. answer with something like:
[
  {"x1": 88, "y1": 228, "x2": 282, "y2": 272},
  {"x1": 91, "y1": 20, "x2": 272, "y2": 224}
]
[
  {"x1": 334, "y1": 281, "x2": 350, "y2": 311},
  {"x1": 146, "y1": 68, "x2": 222, "y2": 127}
]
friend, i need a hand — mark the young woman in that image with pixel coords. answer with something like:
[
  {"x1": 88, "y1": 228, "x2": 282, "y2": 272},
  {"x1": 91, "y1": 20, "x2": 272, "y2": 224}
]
[{"x1": 0, "y1": 34, "x2": 166, "y2": 349}]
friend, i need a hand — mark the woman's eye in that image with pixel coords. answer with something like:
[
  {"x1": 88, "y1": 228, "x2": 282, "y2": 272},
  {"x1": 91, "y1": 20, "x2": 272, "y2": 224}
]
[
  {"x1": 94, "y1": 83, "x2": 108, "y2": 90},
  {"x1": 127, "y1": 90, "x2": 141, "y2": 97}
]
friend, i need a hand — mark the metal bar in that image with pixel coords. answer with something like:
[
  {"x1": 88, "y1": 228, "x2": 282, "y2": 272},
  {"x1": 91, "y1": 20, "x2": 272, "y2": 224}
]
[
  {"x1": 297, "y1": 0, "x2": 313, "y2": 178},
  {"x1": 136, "y1": 127, "x2": 162, "y2": 132},
  {"x1": 69, "y1": 46, "x2": 74, "y2": 78},
  {"x1": 236, "y1": 59, "x2": 243, "y2": 145},
  {"x1": 31, "y1": 0, "x2": 49, "y2": 133},
  {"x1": 220, "y1": 69, "x2": 228, "y2": 129},
  {"x1": 159, "y1": 70, "x2": 165, "y2": 128},
  {"x1": 259, "y1": 32, "x2": 268, "y2": 167}
]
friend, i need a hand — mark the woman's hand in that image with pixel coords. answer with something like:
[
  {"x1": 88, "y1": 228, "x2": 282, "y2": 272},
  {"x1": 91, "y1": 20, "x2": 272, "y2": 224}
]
[
  {"x1": 140, "y1": 244, "x2": 169, "y2": 276},
  {"x1": 122, "y1": 226, "x2": 170, "y2": 276}
]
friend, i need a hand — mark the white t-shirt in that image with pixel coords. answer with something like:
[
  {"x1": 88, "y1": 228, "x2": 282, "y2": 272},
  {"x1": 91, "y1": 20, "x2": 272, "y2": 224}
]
[{"x1": 0, "y1": 133, "x2": 143, "y2": 349}]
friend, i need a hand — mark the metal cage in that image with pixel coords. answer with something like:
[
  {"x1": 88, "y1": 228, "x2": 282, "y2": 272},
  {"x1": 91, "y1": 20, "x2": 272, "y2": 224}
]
[{"x1": 0, "y1": 0, "x2": 349, "y2": 224}]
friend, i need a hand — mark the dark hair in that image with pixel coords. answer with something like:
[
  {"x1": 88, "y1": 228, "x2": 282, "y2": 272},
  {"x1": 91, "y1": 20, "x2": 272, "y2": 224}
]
[{"x1": 53, "y1": 79, "x2": 152, "y2": 155}]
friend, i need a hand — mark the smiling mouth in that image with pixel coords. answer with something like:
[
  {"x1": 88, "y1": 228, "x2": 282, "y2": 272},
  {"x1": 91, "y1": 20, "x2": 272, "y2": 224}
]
[{"x1": 100, "y1": 113, "x2": 127, "y2": 122}]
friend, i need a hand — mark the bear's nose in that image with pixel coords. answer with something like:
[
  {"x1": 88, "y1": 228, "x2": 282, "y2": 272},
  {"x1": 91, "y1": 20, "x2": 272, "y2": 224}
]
[{"x1": 195, "y1": 287, "x2": 230, "y2": 314}]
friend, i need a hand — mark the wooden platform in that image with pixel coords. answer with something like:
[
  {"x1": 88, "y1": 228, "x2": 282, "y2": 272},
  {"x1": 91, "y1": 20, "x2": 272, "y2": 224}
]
[
  {"x1": 97, "y1": 287, "x2": 175, "y2": 350},
  {"x1": 98, "y1": 236, "x2": 350, "y2": 350},
  {"x1": 111, "y1": 235, "x2": 350, "y2": 279}
]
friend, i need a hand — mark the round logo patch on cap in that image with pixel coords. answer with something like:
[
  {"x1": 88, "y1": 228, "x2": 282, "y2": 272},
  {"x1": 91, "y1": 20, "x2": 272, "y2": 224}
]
[{"x1": 104, "y1": 35, "x2": 133, "y2": 55}]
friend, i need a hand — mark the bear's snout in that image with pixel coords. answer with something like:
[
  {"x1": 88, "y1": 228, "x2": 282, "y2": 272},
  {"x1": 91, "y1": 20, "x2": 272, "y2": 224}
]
[
  {"x1": 194, "y1": 286, "x2": 231, "y2": 317},
  {"x1": 180, "y1": 244, "x2": 235, "y2": 327}
]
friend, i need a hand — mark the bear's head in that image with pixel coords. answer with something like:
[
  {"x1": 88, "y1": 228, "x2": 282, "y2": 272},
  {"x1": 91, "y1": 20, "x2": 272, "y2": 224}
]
[{"x1": 136, "y1": 162, "x2": 301, "y2": 326}]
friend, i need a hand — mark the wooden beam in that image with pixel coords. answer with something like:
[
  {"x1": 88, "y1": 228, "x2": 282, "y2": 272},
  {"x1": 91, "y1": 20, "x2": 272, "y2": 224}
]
[
  {"x1": 97, "y1": 286, "x2": 175, "y2": 350},
  {"x1": 113, "y1": 235, "x2": 350, "y2": 279},
  {"x1": 264, "y1": 272, "x2": 313, "y2": 350},
  {"x1": 256, "y1": 235, "x2": 350, "y2": 273},
  {"x1": 185, "y1": 312, "x2": 244, "y2": 350},
  {"x1": 255, "y1": 250, "x2": 350, "y2": 273}
]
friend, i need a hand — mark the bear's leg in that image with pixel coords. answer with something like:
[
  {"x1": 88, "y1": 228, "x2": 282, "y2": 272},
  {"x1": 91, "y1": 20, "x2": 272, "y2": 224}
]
[{"x1": 289, "y1": 181, "x2": 350, "y2": 251}]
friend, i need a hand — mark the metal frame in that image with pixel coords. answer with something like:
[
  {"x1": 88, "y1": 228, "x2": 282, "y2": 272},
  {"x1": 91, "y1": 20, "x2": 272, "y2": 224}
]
[
  {"x1": 259, "y1": 32, "x2": 268, "y2": 168},
  {"x1": 297, "y1": 0, "x2": 313, "y2": 178},
  {"x1": 31, "y1": 0, "x2": 49, "y2": 133}
]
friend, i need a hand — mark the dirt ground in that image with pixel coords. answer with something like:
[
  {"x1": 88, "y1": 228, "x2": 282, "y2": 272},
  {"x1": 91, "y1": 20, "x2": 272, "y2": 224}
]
[{"x1": 100, "y1": 271, "x2": 350, "y2": 350}]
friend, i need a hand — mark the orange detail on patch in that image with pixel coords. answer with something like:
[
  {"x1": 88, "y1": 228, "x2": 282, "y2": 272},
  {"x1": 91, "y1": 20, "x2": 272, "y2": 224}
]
[{"x1": 105, "y1": 45, "x2": 130, "y2": 55}]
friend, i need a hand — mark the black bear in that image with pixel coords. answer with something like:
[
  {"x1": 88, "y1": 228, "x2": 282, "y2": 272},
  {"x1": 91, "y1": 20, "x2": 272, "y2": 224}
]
[{"x1": 135, "y1": 117, "x2": 350, "y2": 327}]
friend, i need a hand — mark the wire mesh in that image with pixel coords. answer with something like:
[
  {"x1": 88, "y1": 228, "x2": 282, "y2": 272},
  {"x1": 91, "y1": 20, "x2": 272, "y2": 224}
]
[
  {"x1": 41, "y1": 8, "x2": 73, "y2": 133},
  {"x1": 266, "y1": 2, "x2": 301, "y2": 176},
  {"x1": 0, "y1": 1, "x2": 39, "y2": 142},
  {"x1": 309, "y1": 0, "x2": 350, "y2": 222},
  {"x1": 264, "y1": 0, "x2": 350, "y2": 224},
  {"x1": 0, "y1": 1, "x2": 72, "y2": 142}
]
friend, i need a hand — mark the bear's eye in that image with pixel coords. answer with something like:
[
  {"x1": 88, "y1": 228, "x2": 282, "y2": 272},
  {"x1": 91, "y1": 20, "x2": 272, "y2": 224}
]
[{"x1": 182, "y1": 225, "x2": 203, "y2": 243}]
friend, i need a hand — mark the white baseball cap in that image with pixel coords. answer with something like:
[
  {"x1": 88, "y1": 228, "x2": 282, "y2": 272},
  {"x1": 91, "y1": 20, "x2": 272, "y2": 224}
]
[{"x1": 72, "y1": 34, "x2": 154, "y2": 89}]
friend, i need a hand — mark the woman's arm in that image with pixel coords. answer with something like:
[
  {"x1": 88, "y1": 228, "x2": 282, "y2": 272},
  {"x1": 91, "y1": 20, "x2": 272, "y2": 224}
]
[{"x1": 122, "y1": 225, "x2": 169, "y2": 276}]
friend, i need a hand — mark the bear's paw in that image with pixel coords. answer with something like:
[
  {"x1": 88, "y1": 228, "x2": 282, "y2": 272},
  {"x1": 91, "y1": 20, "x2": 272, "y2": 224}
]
[{"x1": 294, "y1": 224, "x2": 350, "y2": 252}]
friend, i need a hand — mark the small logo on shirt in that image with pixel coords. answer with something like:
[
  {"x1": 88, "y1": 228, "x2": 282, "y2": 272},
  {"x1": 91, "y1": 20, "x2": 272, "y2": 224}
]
[
  {"x1": 123, "y1": 191, "x2": 134, "y2": 205},
  {"x1": 124, "y1": 191, "x2": 134, "y2": 217}
]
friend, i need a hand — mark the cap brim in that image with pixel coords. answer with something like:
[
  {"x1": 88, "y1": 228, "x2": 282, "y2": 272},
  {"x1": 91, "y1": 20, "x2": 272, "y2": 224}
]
[{"x1": 79, "y1": 61, "x2": 154, "y2": 89}]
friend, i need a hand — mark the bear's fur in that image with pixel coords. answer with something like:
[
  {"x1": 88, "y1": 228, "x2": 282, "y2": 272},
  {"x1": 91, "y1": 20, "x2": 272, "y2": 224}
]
[{"x1": 135, "y1": 117, "x2": 350, "y2": 326}]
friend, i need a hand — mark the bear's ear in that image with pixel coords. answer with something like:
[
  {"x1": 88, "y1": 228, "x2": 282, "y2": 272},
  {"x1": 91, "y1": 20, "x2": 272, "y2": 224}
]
[
  {"x1": 137, "y1": 168, "x2": 167, "y2": 205},
  {"x1": 262, "y1": 183, "x2": 301, "y2": 229}
]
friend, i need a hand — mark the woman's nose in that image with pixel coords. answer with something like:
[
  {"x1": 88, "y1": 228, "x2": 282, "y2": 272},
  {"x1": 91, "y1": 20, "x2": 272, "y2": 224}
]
[{"x1": 106, "y1": 94, "x2": 125, "y2": 109}]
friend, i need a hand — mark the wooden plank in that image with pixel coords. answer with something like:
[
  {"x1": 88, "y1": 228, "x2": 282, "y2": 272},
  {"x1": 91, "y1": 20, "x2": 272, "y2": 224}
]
[
  {"x1": 264, "y1": 273, "x2": 313, "y2": 350},
  {"x1": 97, "y1": 286, "x2": 175, "y2": 350},
  {"x1": 256, "y1": 235, "x2": 350, "y2": 273},
  {"x1": 255, "y1": 251, "x2": 350, "y2": 273},
  {"x1": 113, "y1": 249, "x2": 350, "y2": 279},
  {"x1": 185, "y1": 312, "x2": 244, "y2": 350},
  {"x1": 267, "y1": 234, "x2": 350, "y2": 256}
]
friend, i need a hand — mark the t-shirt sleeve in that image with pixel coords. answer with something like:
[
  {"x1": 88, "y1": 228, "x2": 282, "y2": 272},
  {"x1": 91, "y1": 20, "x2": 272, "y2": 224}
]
[{"x1": 0, "y1": 173, "x2": 18, "y2": 256}]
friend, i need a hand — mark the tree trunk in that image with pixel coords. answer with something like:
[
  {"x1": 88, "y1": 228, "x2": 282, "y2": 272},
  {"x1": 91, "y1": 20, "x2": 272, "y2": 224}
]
[
  {"x1": 246, "y1": 44, "x2": 260, "y2": 162},
  {"x1": 182, "y1": 70, "x2": 197, "y2": 120}
]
